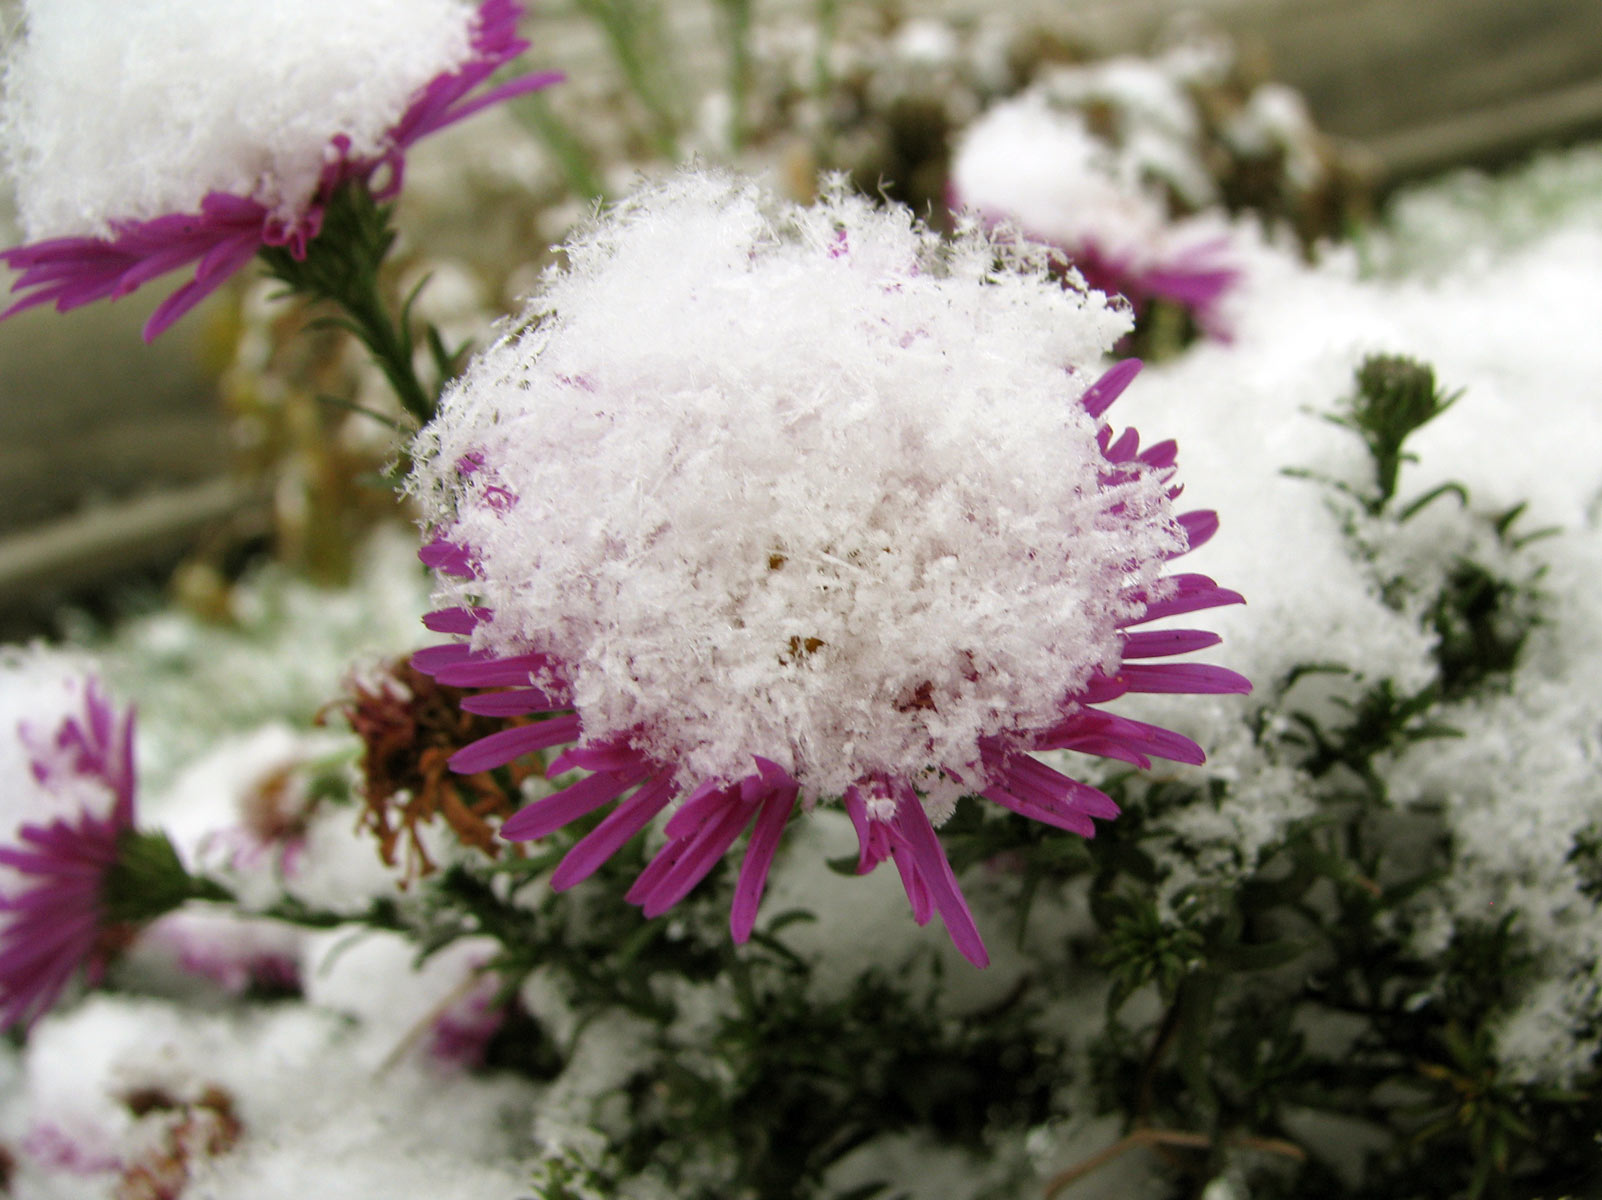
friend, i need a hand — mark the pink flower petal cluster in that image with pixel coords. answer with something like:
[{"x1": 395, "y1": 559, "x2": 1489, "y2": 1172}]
[
  {"x1": 0, "y1": 0, "x2": 559, "y2": 341},
  {"x1": 0, "y1": 679, "x2": 136, "y2": 1030}
]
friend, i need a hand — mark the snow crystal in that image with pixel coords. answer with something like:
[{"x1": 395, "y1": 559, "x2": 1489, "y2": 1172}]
[
  {"x1": 1, "y1": 0, "x2": 479, "y2": 239},
  {"x1": 414, "y1": 169, "x2": 1178, "y2": 802}
]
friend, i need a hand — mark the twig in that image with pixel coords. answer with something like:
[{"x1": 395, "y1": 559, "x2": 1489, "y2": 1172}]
[
  {"x1": 375, "y1": 969, "x2": 485, "y2": 1075},
  {"x1": 1043, "y1": 1127, "x2": 1305, "y2": 1198}
]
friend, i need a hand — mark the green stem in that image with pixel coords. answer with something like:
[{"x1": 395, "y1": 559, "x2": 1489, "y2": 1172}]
[
  {"x1": 571, "y1": 0, "x2": 683, "y2": 159},
  {"x1": 257, "y1": 181, "x2": 436, "y2": 427},
  {"x1": 714, "y1": 0, "x2": 754, "y2": 152},
  {"x1": 186, "y1": 876, "x2": 410, "y2": 934}
]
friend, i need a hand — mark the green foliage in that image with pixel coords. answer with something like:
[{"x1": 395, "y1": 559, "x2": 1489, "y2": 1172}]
[{"x1": 1336, "y1": 355, "x2": 1461, "y2": 514}]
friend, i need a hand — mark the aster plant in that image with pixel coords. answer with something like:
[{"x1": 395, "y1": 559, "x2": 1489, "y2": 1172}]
[
  {"x1": 409, "y1": 170, "x2": 1249, "y2": 966},
  {"x1": 0, "y1": 0, "x2": 559, "y2": 418}
]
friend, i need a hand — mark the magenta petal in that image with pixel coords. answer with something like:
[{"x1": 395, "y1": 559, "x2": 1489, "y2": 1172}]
[
  {"x1": 419, "y1": 538, "x2": 478, "y2": 578},
  {"x1": 550, "y1": 774, "x2": 677, "y2": 890},
  {"x1": 891, "y1": 788, "x2": 989, "y2": 968},
  {"x1": 1102, "y1": 427, "x2": 1141, "y2": 464},
  {"x1": 458, "y1": 688, "x2": 560, "y2": 717},
  {"x1": 1138, "y1": 439, "x2": 1179, "y2": 471},
  {"x1": 403, "y1": 70, "x2": 565, "y2": 140},
  {"x1": 663, "y1": 777, "x2": 741, "y2": 841},
  {"x1": 1040, "y1": 710, "x2": 1206, "y2": 767},
  {"x1": 500, "y1": 762, "x2": 650, "y2": 842},
  {"x1": 1122, "y1": 574, "x2": 1246, "y2": 626},
  {"x1": 1175, "y1": 510, "x2": 1220, "y2": 555},
  {"x1": 889, "y1": 841, "x2": 934, "y2": 926},
  {"x1": 547, "y1": 742, "x2": 650, "y2": 776},
  {"x1": 448, "y1": 712, "x2": 581, "y2": 773},
  {"x1": 730, "y1": 784, "x2": 797, "y2": 942},
  {"x1": 622, "y1": 838, "x2": 678, "y2": 906},
  {"x1": 1119, "y1": 628, "x2": 1223, "y2": 659},
  {"x1": 433, "y1": 653, "x2": 554, "y2": 688},
  {"x1": 1075, "y1": 672, "x2": 1131, "y2": 704},
  {"x1": 983, "y1": 783, "x2": 1098, "y2": 837},
  {"x1": 1081, "y1": 358, "x2": 1143, "y2": 419},
  {"x1": 423, "y1": 606, "x2": 492, "y2": 634},
  {"x1": 979, "y1": 750, "x2": 1117, "y2": 834},
  {"x1": 842, "y1": 786, "x2": 884, "y2": 874},
  {"x1": 141, "y1": 270, "x2": 234, "y2": 341},
  {"x1": 635, "y1": 793, "x2": 755, "y2": 917},
  {"x1": 1117, "y1": 662, "x2": 1253, "y2": 696},
  {"x1": 411, "y1": 643, "x2": 477, "y2": 674}
]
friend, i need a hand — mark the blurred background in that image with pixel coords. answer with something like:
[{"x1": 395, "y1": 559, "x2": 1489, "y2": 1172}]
[{"x1": 3, "y1": 0, "x2": 1601, "y2": 637}]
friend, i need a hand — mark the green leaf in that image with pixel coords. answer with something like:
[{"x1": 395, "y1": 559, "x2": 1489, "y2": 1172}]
[{"x1": 1211, "y1": 938, "x2": 1307, "y2": 972}]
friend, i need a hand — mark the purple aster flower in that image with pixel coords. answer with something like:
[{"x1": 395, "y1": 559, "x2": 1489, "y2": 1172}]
[
  {"x1": 0, "y1": 675, "x2": 137, "y2": 1030},
  {"x1": 409, "y1": 170, "x2": 1248, "y2": 966},
  {"x1": 0, "y1": 0, "x2": 560, "y2": 341}
]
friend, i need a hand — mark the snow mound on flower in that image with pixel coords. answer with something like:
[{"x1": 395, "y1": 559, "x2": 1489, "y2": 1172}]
[
  {"x1": 950, "y1": 88, "x2": 1233, "y2": 292},
  {"x1": 412, "y1": 169, "x2": 1188, "y2": 801},
  {"x1": 1, "y1": 0, "x2": 479, "y2": 239}
]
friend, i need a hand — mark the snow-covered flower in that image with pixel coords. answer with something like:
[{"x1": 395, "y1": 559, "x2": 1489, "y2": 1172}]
[
  {"x1": 410, "y1": 170, "x2": 1248, "y2": 965},
  {"x1": 951, "y1": 92, "x2": 1239, "y2": 338},
  {"x1": 0, "y1": 0, "x2": 560, "y2": 340},
  {"x1": 0, "y1": 662, "x2": 138, "y2": 1030}
]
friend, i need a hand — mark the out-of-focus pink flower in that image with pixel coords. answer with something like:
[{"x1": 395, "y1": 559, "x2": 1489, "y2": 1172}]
[
  {"x1": 0, "y1": 679, "x2": 137, "y2": 1030},
  {"x1": 951, "y1": 93, "x2": 1241, "y2": 339}
]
